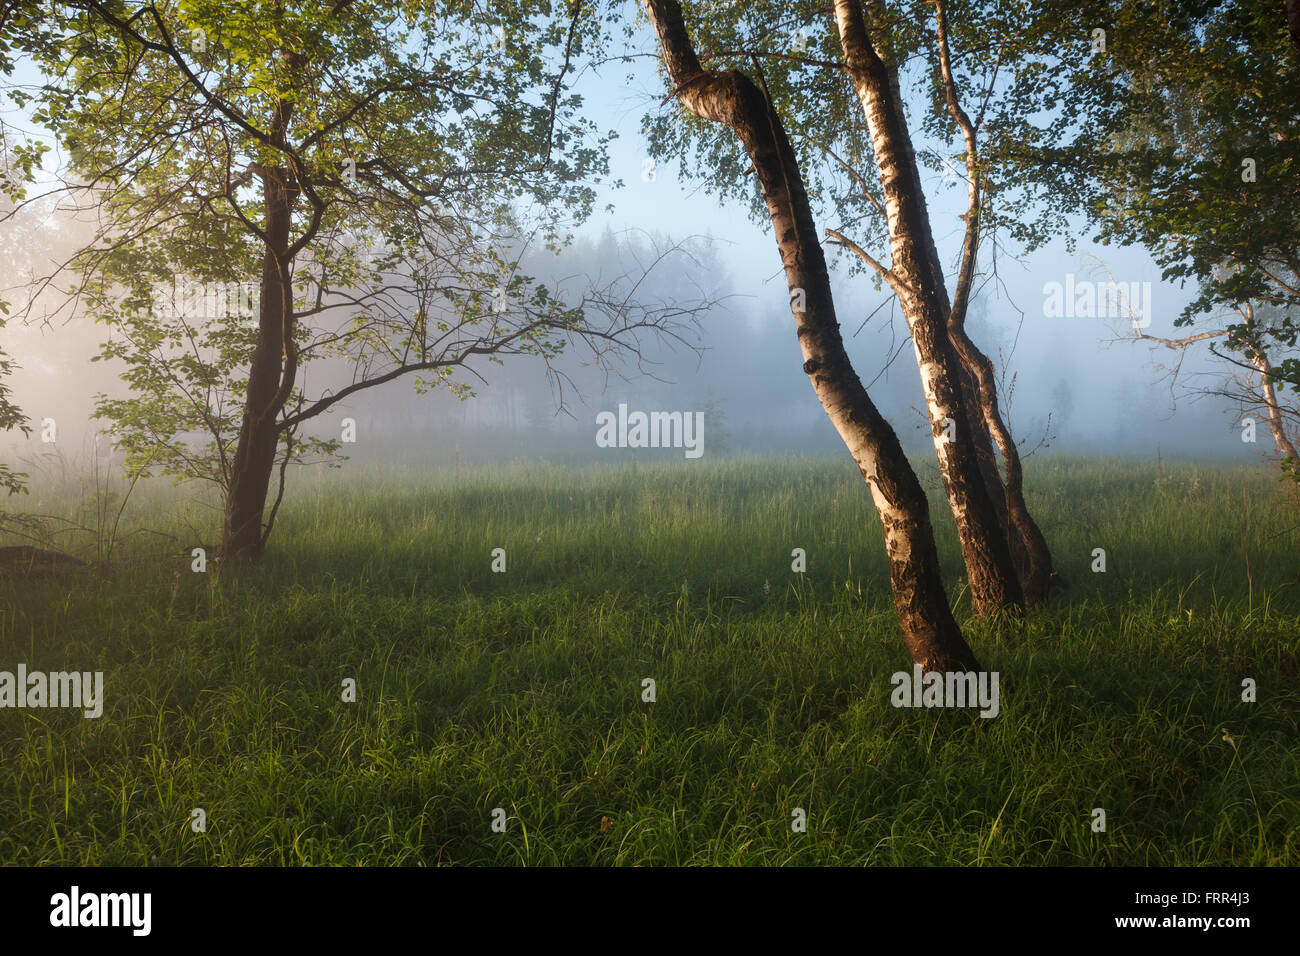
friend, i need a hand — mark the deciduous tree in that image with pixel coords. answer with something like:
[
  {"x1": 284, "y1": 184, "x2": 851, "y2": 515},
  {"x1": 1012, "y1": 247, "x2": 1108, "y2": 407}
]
[
  {"x1": 642, "y1": 0, "x2": 980, "y2": 669},
  {"x1": 988, "y1": 0, "x2": 1300, "y2": 480},
  {"x1": 641, "y1": 0, "x2": 1064, "y2": 610},
  {"x1": 7, "y1": 0, "x2": 695, "y2": 559}
]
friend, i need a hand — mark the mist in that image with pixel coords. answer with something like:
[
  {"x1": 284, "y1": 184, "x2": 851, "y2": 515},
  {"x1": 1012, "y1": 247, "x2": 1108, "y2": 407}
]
[{"x1": 1, "y1": 210, "x2": 1262, "y2": 479}]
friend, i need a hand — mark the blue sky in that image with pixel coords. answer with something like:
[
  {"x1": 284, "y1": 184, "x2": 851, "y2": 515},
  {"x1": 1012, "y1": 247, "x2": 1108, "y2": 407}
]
[
  {"x1": 556, "y1": 39, "x2": 1243, "y2": 457},
  {"x1": 0, "y1": 16, "x2": 1260, "y2": 464}
]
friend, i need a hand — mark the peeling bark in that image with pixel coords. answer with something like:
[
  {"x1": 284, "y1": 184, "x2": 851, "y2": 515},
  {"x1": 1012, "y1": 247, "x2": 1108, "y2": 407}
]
[
  {"x1": 1250, "y1": 341, "x2": 1300, "y2": 462},
  {"x1": 926, "y1": 0, "x2": 1057, "y2": 604},
  {"x1": 831, "y1": 0, "x2": 1023, "y2": 615},
  {"x1": 643, "y1": 0, "x2": 980, "y2": 670}
]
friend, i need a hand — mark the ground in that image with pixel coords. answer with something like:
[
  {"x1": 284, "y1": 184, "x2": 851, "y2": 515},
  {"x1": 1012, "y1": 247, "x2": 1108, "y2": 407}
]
[{"x1": 0, "y1": 455, "x2": 1296, "y2": 864}]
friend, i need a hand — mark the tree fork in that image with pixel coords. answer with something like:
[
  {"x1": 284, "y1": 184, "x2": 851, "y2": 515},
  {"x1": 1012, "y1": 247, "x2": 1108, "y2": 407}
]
[
  {"x1": 831, "y1": 0, "x2": 1022, "y2": 615},
  {"x1": 643, "y1": 0, "x2": 980, "y2": 671}
]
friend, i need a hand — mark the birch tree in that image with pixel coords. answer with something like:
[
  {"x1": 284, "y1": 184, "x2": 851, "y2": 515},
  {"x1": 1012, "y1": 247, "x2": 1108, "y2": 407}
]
[
  {"x1": 642, "y1": 0, "x2": 981, "y2": 669},
  {"x1": 640, "y1": 0, "x2": 1067, "y2": 610}
]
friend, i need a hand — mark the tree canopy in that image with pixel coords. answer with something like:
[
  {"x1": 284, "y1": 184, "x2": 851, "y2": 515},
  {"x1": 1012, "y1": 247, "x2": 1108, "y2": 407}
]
[{"x1": 3, "y1": 1, "x2": 700, "y2": 555}]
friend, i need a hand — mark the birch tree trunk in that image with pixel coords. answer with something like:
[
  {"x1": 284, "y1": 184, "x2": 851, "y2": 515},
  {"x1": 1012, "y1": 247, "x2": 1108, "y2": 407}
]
[
  {"x1": 926, "y1": 0, "x2": 1058, "y2": 603},
  {"x1": 831, "y1": 0, "x2": 1023, "y2": 615},
  {"x1": 642, "y1": 0, "x2": 980, "y2": 671},
  {"x1": 876, "y1": 46, "x2": 1021, "y2": 584},
  {"x1": 1248, "y1": 334, "x2": 1299, "y2": 462}
]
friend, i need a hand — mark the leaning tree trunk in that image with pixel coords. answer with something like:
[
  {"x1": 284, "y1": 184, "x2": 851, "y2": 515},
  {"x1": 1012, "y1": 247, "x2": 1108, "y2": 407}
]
[
  {"x1": 643, "y1": 0, "x2": 979, "y2": 671},
  {"x1": 955, "y1": 337, "x2": 1029, "y2": 573},
  {"x1": 875, "y1": 51, "x2": 1027, "y2": 583},
  {"x1": 876, "y1": 57, "x2": 1019, "y2": 572},
  {"x1": 1250, "y1": 338, "x2": 1300, "y2": 463},
  {"x1": 832, "y1": 0, "x2": 1023, "y2": 616},
  {"x1": 924, "y1": 0, "x2": 1057, "y2": 604},
  {"x1": 928, "y1": 0, "x2": 1062, "y2": 603},
  {"x1": 221, "y1": 104, "x2": 298, "y2": 562},
  {"x1": 949, "y1": 322, "x2": 1055, "y2": 602}
]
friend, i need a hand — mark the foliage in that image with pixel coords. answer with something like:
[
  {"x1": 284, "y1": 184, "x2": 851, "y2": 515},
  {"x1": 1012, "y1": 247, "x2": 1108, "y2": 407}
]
[
  {"x1": 8, "y1": 0, "x2": 619, "y2": 493},
  {"x1": 986, "y1": 0, "x2": 1300, "y2": 418},
  {"x1": 0, "y1": 317, "x2": 30, "y2": 497},
  {"x1": 636, "y1": 1, "x2": 1050, "y2": 290}
]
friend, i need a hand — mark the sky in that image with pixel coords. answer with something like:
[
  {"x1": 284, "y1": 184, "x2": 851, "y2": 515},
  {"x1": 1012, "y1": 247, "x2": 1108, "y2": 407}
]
[
  {"x1": 0, "y1": 14, "x2": 1272, "y2": 479},
  {"x1": 544, "y1": 31, "x2": 1254, "y2": 459}
]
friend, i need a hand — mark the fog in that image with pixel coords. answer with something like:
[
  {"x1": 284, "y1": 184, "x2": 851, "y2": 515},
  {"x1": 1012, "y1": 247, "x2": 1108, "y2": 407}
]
[
  {"x1": 1, "y1": 216, "x2": 1259, "y2": 478},
  {"x1": 0, "y1": 48, "x2": 1268, "y2": 483}
]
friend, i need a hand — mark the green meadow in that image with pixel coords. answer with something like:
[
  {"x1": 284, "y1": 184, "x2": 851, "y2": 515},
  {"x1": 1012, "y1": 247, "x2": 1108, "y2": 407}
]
[{"x1": 1, "y1": 456, "x2": 1296, "y2": 864}]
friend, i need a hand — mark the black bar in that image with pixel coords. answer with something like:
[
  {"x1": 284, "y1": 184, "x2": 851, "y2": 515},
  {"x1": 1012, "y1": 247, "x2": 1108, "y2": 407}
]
[{"x1": 1, "y1": 865, "x2": 1285, "y2": 943}]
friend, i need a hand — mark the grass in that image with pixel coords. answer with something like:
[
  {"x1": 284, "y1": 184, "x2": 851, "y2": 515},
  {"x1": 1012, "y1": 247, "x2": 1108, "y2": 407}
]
[{"x1": 0, "y1": 454, "x2": 1297, "y2": 865}]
